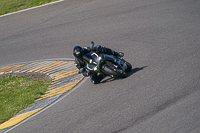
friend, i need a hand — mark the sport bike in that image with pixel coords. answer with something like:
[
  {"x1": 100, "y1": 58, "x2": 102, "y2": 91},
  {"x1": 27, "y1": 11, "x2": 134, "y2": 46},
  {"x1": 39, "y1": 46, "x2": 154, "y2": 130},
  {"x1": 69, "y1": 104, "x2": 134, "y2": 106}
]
[{"x1": 82, "y1": 42, "x2": 132, "y2": 78}]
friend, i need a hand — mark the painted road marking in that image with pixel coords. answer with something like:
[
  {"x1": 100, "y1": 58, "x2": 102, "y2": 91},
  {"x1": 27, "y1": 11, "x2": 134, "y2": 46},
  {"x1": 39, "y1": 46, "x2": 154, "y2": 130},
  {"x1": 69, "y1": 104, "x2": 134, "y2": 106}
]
[
  {"x1": 0, "y1": 59, "x2": 83, "y2": 133},
  {"x1": 52, "y1": 68, "x2": 79, "y2": 81},
  {"x1": 0, "y1": 108, "x2": 43, "y2": 130},
  {"x1": 28, "y1": 61, "x2": 70, "y2": 72},
  {"x1": 0, "y1": 64, "x2": 25, "y2": 73},
  {"x1": 36, "y1": 80, "x2": 80, "y2": 101},
  {"x1": 12, "y1": 61, "x2": 52, "y2": 73}
]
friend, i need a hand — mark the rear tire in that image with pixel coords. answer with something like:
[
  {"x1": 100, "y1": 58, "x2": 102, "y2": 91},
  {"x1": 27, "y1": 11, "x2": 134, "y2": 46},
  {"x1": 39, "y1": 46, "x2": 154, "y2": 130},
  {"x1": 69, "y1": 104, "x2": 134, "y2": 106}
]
[{"x1": 102, "y1": 64, "x2": 127, "y2": 78}]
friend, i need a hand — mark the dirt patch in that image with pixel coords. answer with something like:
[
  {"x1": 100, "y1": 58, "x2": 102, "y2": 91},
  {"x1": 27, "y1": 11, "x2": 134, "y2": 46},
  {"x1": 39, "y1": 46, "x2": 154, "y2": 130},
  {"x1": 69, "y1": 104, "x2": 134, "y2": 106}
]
[{"x1": 0, "y1": 72, "x2": 51, "y2": 80}]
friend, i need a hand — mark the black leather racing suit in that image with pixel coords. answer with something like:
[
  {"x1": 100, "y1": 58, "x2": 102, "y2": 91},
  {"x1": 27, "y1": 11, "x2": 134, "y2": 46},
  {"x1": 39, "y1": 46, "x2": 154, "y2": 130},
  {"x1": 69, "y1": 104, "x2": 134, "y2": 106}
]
[{"x1": 74, "y1": 45, "x2": 120, "y2": 84}]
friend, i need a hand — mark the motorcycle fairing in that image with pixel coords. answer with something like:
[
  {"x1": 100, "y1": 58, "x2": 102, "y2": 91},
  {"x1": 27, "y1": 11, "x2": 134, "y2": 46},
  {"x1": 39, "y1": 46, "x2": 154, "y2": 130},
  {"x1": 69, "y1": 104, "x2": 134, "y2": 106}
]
[
  {"x1": 83, "y1": 52, "x2": 98, "y2": 64},
  {"x1": 83, "y1": 52, "x2": 126, "y2": 72},
  {"x1": 83, "y1": 52, "x2": 99, "y2": 71}
]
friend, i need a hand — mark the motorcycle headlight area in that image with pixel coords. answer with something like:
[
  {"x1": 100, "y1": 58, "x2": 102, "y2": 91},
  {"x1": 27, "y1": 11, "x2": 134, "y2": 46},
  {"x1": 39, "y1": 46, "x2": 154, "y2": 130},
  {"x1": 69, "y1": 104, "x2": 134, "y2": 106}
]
[
  {"x1": 93, "y1": 66, "x2": 98, "y2": 71},
  {"x1": 98, "y1": 56, "x2": 102, "y2": 60}
]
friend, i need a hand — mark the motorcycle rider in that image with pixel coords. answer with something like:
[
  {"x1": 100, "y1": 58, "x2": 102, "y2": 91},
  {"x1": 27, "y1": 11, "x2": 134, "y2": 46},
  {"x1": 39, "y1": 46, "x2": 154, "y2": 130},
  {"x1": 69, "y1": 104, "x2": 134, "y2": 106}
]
[{"x1": 73, "y1": 42, "x2": 124, "y2": 84}]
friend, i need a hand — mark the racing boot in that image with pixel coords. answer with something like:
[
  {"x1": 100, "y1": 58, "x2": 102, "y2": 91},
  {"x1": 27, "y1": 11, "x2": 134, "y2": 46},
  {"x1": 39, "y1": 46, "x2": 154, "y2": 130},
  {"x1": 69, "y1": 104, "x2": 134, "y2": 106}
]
[
  {"x1": 117, "y1": 52, "x2": 124, "y2": 57},
  {"x1": 113, "y1": 51, "x2": 124, "y2": 57}
]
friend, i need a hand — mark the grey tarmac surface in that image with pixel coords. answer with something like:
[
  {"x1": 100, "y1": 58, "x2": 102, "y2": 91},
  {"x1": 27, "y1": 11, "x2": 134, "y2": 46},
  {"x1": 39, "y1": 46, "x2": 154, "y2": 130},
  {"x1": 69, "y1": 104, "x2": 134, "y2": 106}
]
[{"x1": 0, "y1": 0, "x2": 200, "y2": 132}]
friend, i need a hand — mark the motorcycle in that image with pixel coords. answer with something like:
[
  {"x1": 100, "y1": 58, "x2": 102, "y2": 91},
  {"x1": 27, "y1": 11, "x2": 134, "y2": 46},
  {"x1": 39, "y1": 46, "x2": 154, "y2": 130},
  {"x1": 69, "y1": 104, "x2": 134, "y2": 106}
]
[{"x1": 82, "y1": 42, "x2": 132, "y2": 78}]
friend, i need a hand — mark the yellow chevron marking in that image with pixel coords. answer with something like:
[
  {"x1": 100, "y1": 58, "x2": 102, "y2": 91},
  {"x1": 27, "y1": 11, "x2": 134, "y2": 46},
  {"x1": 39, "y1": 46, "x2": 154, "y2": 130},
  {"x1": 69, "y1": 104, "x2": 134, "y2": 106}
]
[
  {"x1": 52, "y1": 68, "x2": 79, "y2": 81},
  {"x1": 28, "y1": 61, "x2": 70, "y2": 72},
  {"x1": 36, "y1": 80, "x2": 80, "y2": 101},
  {"x1": 0, "y1": 60, "x2": 82, "y2": 131},
  {"x1": 0, "y1": 64, "x2": 25, "y2": 73},
  {"x1": 0, "y1": 108, "x2": 43, "y2": 129}
]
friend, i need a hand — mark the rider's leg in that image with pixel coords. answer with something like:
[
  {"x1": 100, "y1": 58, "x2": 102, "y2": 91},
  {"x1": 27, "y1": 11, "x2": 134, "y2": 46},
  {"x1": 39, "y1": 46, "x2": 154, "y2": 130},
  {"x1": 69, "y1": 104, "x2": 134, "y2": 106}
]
[
  {"x1": 82, "y1": 69, "x2": 91, "y2": 77},
  {"x1": 102, "y1": 47, "x2": 124, "y2": 57},
  {"x1": 90, "y1": 73, "x2": 106, "y2": 84}
]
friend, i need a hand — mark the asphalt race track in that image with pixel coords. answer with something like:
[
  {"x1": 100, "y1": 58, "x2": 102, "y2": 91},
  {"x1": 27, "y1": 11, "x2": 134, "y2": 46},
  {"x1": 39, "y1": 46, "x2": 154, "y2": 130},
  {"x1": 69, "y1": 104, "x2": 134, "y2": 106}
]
[{"x1": 1, "y1": 0, "x2": 200, "y2": 132}]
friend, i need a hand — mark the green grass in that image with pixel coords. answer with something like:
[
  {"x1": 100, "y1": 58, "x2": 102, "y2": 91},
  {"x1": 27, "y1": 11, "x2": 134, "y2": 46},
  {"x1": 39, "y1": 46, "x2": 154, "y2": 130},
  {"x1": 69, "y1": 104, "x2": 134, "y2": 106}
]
[
  {"x1": 0, "y1": 0, "x2": 58, "y2": 15},
  {"x1": 0, "y1": 76, "x2": 51, "y2": 124}
]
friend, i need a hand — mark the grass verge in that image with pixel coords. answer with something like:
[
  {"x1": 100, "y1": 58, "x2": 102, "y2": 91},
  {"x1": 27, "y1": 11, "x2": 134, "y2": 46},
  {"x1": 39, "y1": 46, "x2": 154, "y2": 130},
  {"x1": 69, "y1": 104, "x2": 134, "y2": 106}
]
[
  {"x1": 0, "y1": 0, "x2": 58, "y2": 15},
  {"x1": 0, "y1": 75, "x2": 51, "y2": 124}
]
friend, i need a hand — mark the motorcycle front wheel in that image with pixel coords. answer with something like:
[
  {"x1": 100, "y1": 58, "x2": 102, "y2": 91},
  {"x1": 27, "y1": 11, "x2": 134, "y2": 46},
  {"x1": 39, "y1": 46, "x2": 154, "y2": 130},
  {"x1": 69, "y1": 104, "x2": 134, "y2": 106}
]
[{"x1": 102, "y1": 63, "x2": 127, "y2": 78}]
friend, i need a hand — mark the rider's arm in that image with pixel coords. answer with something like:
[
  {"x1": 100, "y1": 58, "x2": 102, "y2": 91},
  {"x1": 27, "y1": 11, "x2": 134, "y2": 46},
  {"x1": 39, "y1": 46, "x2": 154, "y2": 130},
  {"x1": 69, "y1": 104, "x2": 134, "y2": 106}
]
[
  {"x1": 83, "y1": 47, "x2": 91, "y2": 53},
  {"x1": 93, "y1": 45, "x2": 103, "y2": 52},
  {"x1": 74, "y1": 58, "x2": 91, "y2": 76},
  {"x1": 74, "y1": 58, "x2": 85, "y2": 69}
]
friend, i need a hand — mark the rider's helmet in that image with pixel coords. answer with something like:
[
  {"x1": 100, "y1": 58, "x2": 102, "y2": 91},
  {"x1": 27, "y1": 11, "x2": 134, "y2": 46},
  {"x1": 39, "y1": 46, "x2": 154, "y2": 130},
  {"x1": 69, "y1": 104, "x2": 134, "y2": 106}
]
[{"x1": 73, "y1": 45, "x2": 84, "y2": 58}]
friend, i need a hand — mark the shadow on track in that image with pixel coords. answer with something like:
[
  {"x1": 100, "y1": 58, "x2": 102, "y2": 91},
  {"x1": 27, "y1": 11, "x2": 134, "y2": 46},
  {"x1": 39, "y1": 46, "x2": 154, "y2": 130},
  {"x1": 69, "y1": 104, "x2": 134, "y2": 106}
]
[
  {"x1": 101, "y1": 66, "x2": 148, "y2": 84},
  {"x1": 127, "y1": 66, "x2": 148, "y2": 77}
]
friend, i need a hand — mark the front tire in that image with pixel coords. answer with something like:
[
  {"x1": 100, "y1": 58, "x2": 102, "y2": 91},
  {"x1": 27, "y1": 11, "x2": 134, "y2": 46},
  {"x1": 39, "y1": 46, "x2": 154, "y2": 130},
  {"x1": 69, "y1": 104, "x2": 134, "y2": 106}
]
[{"x1": 102, "y1": 64, "x2": 127, "y2": 78}]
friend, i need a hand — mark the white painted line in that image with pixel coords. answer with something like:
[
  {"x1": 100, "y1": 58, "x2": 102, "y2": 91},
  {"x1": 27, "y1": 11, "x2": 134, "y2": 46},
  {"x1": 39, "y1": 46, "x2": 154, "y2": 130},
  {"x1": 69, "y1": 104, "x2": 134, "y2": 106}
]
[{"x1": 0, "y1": 0, "x2": 65, "y2": 18}]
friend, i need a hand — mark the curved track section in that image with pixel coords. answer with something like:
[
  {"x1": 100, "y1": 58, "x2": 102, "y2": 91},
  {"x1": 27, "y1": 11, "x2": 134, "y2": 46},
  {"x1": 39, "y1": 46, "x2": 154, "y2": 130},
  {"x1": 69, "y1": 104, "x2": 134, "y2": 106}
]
[
  {"x1": 0, "y1": 59, "x2": 83, "y2": 132},
  {"x1": 0, "y1": 0, "x2": 200, "y2": 133}
]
